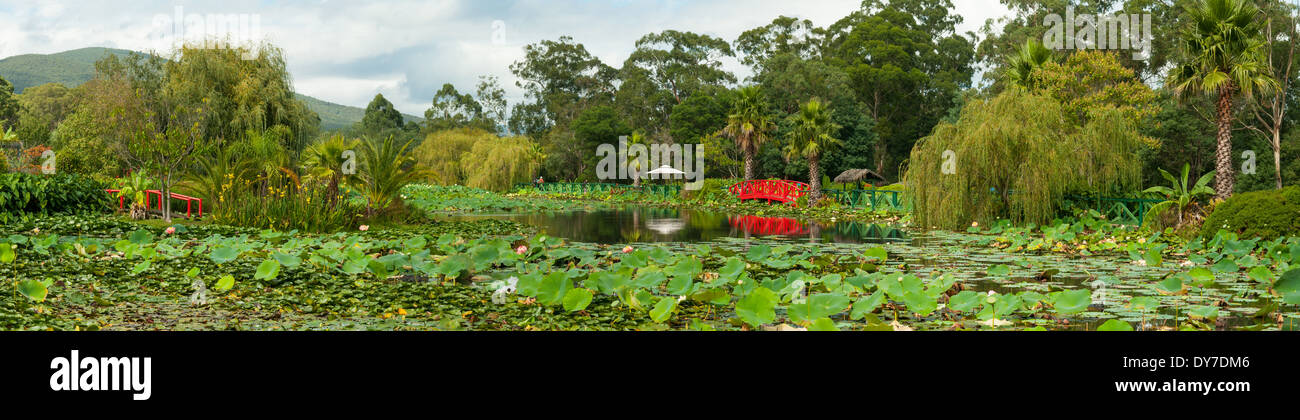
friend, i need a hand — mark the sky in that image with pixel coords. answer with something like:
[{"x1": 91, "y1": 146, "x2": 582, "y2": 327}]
[{"x1": 0, "y1": 0, "x2": 1012, "y2": 116}]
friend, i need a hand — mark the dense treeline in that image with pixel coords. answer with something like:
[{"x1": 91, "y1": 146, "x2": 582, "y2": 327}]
[{"x1": 1, "y1": 0, "x2": 1298, "y2": 202}]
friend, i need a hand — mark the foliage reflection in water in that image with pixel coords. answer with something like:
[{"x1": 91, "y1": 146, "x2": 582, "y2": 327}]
[{"x1": 442, "y1": 206, "x2": 907, "y2": 244}]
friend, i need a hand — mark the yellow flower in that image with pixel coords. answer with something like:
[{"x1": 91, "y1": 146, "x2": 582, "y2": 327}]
[{"x1": 397, "y1": 308, "x2": 407, "y2": 316}]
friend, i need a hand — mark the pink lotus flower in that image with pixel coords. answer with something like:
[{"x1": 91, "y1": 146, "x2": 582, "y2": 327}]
[
  {"x1": 622, "y1": 246, "x2": 634, "y2": 254},
  {"x1": 164, "y1": 227, "x2": 176, "y2": 235},
  {"x1": 359, "y1": 225, "x2": 369, "y2": 231},
  {"x1": 515, "y1": 245, "x2": 528, "y2": 255}
]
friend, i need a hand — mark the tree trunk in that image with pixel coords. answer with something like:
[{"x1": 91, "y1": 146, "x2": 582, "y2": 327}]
[
  {"x1": 808, "y1": 155, "x2": 822, "y2": 201},
  {"x1": 1214, "y1": 88, "x2": 1236, "y2": 200},
  {"x1": 743, "y1": 151, "x2": 755, "y2": 180},
  {"x1": 162, "y1": 172, "x2": 172, "y2": 223},
  {"x1": 1274, "y1": 132, "x2": 1284, "y2": 190}
]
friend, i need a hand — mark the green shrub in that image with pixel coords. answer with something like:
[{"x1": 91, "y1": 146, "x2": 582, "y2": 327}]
[
  {"x1": 0, "y1": 173, "x2": 110, "y2": 223},
  {"x1": 1201, "y1": 186, "x2": 1300, "y2": 240}
]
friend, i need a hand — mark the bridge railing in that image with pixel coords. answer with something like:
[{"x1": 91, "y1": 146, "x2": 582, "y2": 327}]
[
  {"x1": 1062, "y1": 195, "x2": 1163, "y2": 226},
  {"x1": 817, "y1": 189, "x2": 909, "y2": 212}
]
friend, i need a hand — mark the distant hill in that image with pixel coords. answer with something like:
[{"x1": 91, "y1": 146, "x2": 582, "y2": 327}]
[
  {"x1": 294, "y1": 93, "x2": 422, "y2": 131},
  {"x1": 0, "y1": 47, "x2": 419, "y2": 131},
  {"x1": 0, "y1": 47, "x2": 136, "y2": 92}
]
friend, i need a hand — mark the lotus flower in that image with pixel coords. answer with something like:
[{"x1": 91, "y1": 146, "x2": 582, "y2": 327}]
[
  {"x1": 359, "y1": 225, "x2": 369, "y2": 231},
  {"x1": 165, "y1": 227, "x2": 176, "y2": 235},
  {"x1": 622, "y1": 246, "x2": 634, "y2": 253},
  {"x1": 515, "y1": 245, "x2": 528, "y2": 255}
]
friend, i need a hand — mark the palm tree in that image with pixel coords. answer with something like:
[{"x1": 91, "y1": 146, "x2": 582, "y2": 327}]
[
  {"x1": 719, "y1": 86, "x2": 775, "y2": 180},
  {"x1": 357, "y1": 135, "x2": 426, "y2": 216},
  {"x1": 784, "y1": 98, "x2": 842, "y2": 201},
  {"x1": 1168, "y1": 0, "x2": 1279, "y2": 199},
  {"x1": 623, "y1": 131, "x2": 649, "y2": 187},
  {"x1": 302, "y1": 134, "x2": 361, "y2": 201},
  {"x1": 1006, "y1": 38, "x2": 1054, "y2": 90}
]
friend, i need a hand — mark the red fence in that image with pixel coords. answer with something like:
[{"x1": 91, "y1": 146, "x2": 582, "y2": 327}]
[{"x1": 105, "y1": 189, "x2": 204, "y2": 219}]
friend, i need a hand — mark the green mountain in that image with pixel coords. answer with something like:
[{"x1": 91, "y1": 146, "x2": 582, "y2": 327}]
[{"x1": 0, "y1": 47, "x2": 418, "y2": 131}]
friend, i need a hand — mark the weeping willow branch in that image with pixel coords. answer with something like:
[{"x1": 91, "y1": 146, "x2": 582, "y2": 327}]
[{"x1": 903, "y1": 90, "x2": 1144, "y2": 230}]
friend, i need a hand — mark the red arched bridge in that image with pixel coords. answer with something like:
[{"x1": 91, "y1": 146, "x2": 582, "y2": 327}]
[{"x1": 728, "y1": 180, "x2": 810, "y2": 205}]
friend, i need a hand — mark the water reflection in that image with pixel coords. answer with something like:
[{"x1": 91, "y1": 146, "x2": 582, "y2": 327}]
[{"x1": 443, "y1": 206, "x2": 908, "y2": 244}]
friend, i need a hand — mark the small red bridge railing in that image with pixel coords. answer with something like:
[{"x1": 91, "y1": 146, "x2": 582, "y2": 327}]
[
  {"x1": 104, "y1": 189, "x2": 204, "y2": 219},
  {"x1": 728, "y1": 180, "x2": 810, "y2": 205}
]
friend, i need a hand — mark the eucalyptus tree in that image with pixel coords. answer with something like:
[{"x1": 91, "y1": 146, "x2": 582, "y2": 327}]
[
  {"x1": 824, "y1": 0, "x2": 975, "y2": 179},
  {"x1": 1247, "y1": 0, "x2": 1300, "y2": 190},
  {"x1": 735, "y1": 16, "x2": 826, "y2": 75},
  {"x1": 621, "y1": 30, "x2": 736, "y2": 141},
  {"x1": 1168, "y1": 0, "x2": 1278, "y2": 199},
  {"x1": 508, "y1": 36, "x2": 617, "y2": 137}
]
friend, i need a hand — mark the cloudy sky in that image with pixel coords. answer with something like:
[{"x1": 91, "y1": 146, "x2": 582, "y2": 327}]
[{"x1": 0, "y1": 0, "x2": 1011, "y2": 115}]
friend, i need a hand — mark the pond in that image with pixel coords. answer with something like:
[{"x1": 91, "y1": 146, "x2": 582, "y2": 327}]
[{"x1": 440, "y1": 206, "x2": 908, "y2": 244}]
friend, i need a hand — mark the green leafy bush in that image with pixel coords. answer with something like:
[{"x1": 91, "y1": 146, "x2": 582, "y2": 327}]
[
  {"x1": 1201, "y1": 186, "x2": 1300, "y2": 240},
  {"x1": 0, "y1": 173, "x2": 110, "y2": 223}
]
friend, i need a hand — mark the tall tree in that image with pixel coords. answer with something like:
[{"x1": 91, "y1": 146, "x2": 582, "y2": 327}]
[
  {"x1": 1247, "y1": 1, "x2": 1300, "y2": 190},
  {"x1": 165, "y1": 43, "x2": 319, "y2": 154},
  {"x1": 735, "y1": 16, "x2": 826, "y2": 74},
  {"x1": 784, "y1": 98, "x2": 842, "y2": 200},
  {"x1": 718, "y1": 86, "x2": 776, "y2": 180},
  {"x1": 0, "y1": 75, "x2": 19, "y2": 130},
  {"x1": 360, "y1": 93, "x2": 407, "y2": 136},
  {"x1": 508, "y1": 36, "x2": 617, "y2": 136},
  {"x1": 825, "y1": 0, "x2": 975, "y2": 179},
  {"x1": 621, "y1": 30, "x2": 736, "y2": 140},
  {"x1": 424, "y1": 83, "x2": 484, "y2": 132},
  {"x1": 1168, "y1": 0, "x2": 1278, "y2": 199}
]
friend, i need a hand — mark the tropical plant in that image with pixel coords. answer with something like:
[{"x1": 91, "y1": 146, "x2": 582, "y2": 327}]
[
  {"x1": 718, "y1": 86, "x2": 775, "y2": 180},
  {"x1": 624, "y1": 131, "x2": 649, "y2": 187},
  {"x1": 115, "y1": 170, "x2": 154, "y2": 220},
  {"x1": 0, "y1": 173, "x2": 110, "y2": 223},
  {"x1": 357, "y1": 135, "x2": 426, "y2": 215},
  {"x1": 1168, "y1": 0, "x2": 1279, "y2": 199},
  {"x1": 302, "y1": 134, "x2": 361, "y2": 201},
  {"x1": 1143, "y1": 163, "x2": 1216, "y2": 228},
  {"x1": 1006, "y1": 38, "x2": 1054, "y2": 90},
  {"x1": 783, "y1": 98, "x2": 841, "y2": 201}
]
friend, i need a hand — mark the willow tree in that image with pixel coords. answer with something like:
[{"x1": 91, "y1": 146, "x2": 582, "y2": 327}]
[
  {"x1": 904, "y1": 90, "x2": 1144, "y2": 230},
  {"x1": 459, "y1": 136, "x2": 544, "y2": 191}
]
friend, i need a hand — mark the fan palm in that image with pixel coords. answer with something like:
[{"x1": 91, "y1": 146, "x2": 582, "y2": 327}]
[
  {"x1": 784, "y1": 98, "x2": 842, "y2": 201},
  {"x1": 1143, "y1": 163, "x2": 1216, "y2": 228},
  {"x1": 1006, "y1": 39, "x2": 1054, "y2": 89},
  {"x1": 719, "y1": 86, "x2": 775, "y2": 180},
  {"x1": 302, "y1": 134, "x2": 361, "y2": 201},
  {"x1": 1168, "y1": 0, "x2": 1278, "y2": 199},
  {"x1": 624, "y1": 131, "x2": 649, "y2": 187}
]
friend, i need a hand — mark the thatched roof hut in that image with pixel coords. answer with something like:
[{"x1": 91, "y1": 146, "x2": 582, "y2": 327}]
[{"x1": 833, "y1": 169, "x2": 887, "y2": 184}]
